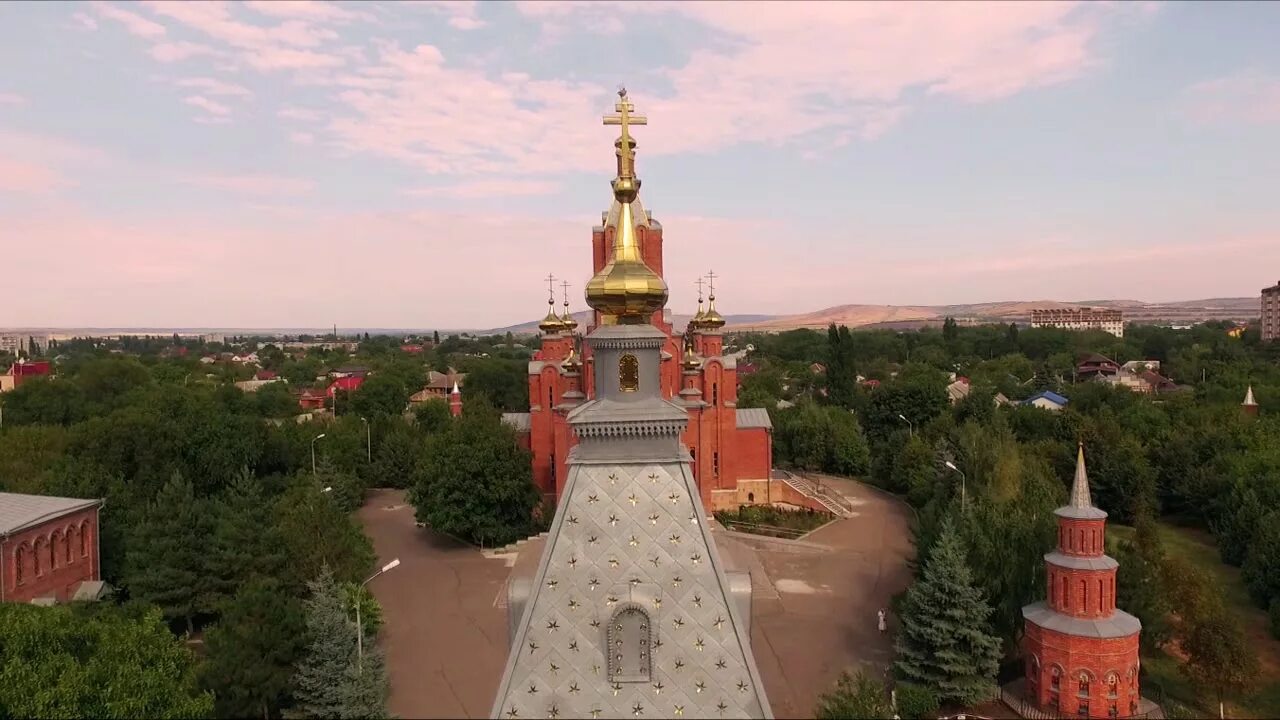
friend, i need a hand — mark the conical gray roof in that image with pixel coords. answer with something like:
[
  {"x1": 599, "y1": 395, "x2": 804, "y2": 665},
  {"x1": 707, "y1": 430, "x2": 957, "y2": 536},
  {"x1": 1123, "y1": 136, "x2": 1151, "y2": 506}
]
[
  {"x1": 1055, "y1": 443, "x2": 1107, "y2": 520},
  {"x1": 1244, "y1": 385, "x2": 1258, "y2": 406}
]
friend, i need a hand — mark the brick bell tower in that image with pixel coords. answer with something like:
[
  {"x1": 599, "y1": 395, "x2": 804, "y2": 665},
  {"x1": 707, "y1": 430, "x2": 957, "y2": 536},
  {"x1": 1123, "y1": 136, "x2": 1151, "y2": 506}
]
[{"x1": 1021, "y1": 444, "x2": 1143, "y2": 718}]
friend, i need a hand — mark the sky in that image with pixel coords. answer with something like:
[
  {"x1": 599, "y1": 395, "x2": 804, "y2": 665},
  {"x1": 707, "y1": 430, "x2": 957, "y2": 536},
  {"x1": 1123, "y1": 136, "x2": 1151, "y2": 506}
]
[{"x1": 2, "y1": 1, "x2": 1279, "y2": 330}]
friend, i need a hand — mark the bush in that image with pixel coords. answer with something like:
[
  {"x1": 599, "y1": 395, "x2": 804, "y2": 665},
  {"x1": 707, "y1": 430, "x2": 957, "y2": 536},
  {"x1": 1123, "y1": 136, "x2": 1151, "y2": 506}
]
[{"x1": 894, "y1": 681, "x2": 939, "y2": 719}]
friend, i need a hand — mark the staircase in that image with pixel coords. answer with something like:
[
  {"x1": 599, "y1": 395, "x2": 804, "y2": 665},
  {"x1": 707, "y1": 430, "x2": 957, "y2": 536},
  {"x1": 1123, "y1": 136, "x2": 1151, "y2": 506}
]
[{"x1": 777, "y1": 471, "x2": 856, "y2": 518}]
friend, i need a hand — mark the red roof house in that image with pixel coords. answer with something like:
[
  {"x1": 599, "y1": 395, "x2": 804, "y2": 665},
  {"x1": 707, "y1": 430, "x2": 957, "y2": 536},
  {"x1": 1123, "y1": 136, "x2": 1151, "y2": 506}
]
[
  {"x1": 255, "y1": 370, "x2": 278, "y2": 381},
  {"x1": 327, "y1": 376, "x2": 364, "y2": 397}
]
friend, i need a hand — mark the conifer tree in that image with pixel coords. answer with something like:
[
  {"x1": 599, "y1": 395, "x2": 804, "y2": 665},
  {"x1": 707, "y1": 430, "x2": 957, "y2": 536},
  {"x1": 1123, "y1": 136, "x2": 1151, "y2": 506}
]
[
  {"x1": 894, "y1": 516, "x2": 1002, "y2": 705},
  {"x1": 294, "y1": 567, "x2": 388, "y2": 719},
  {"x1": 123, "y1": 471, "x2": 213, "y2": 634},
  {"x1": 201, "y1": 578, "x2": 306, "y2": 720},
  {"x1": 208, "y1": 468, "x2": 287, "y2": 603}
]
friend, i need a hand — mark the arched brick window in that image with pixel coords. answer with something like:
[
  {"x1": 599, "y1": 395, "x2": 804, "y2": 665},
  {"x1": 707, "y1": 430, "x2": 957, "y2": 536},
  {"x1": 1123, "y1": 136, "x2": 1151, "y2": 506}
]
[
  {"x1": 66, "y1": 525, "x2": 76, "y2": 564},
  {"x1": 1076, "y1": 670, "x2": 1093, "y2": 717},
  {"x1": 1060, "y1": 575, "x2": 1068, "y2": 608},
  {"x1": 1050, "y1": 665, "x2": 1062, "y2": 692},
  {"x1": 80, "y1": 521, "x2": 89, "y2": 558},
  {"x1": 14, "y1": 544, "x2": 27, "y2": 586},
  {"x1": 1028, "y1": 654, "x2": 1041, "y2": 696},
  {"x1": 1098, "y1": 579, "x2": 1104, "y2": 614},
  {"x1": 50, "y1": 530, "x2": 62, "y2": 570},
  {"x1": 33, "y1": 537, "x2": 46, "y2": 576},
  {"x1": 607, "y1": 603, "x2": 653, "y2": 683},
  {"x1": 1105, "y1": 671, "x2": 1120, "y2": 699},
  {"x1": 1081, "y1": 579, "x2": 1088, "y2": 613}
]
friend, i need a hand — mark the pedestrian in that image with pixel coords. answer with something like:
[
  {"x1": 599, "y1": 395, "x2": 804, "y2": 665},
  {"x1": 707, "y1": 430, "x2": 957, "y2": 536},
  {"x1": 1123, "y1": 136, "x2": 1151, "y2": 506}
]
[{"x1": 877, "y1": 608, "x2": 887, "y2": 633}]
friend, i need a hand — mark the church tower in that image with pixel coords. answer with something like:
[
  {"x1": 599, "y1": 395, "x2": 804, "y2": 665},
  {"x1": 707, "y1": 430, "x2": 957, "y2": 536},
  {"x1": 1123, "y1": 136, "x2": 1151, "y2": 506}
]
[
  {"x1": 491, "y1": 89, "x2": 771, "y2": 720},
  {"x1": 1021, "y1": 444, "x2": 1142, "y2": 718}
]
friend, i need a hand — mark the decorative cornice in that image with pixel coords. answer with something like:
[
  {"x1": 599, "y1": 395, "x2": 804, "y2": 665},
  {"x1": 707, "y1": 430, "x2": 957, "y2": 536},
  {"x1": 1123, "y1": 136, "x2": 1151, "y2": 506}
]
[
  {"x1": 591, "y1": 335, "x2": 666, "y2": 351},
  {"x1": 573, "y1": 418, "x2": 687, "y2": 439}
]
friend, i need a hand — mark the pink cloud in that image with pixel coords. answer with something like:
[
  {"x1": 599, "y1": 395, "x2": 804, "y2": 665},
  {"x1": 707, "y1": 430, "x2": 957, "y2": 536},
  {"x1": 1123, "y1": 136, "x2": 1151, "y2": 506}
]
[
  {"x1": 278, "y1": 106, "x2": 324, "y2": 121},
  {"x1": 184, "y1": 95, "x2": 231, "y2": 116},
  {"x1": 71, "y1": 12, "x2": 99, "y2": 31},
  {"x1": 150, "y1": 42, "x2": 220, "y2": 63},
  {"x1": 402, "y1": 179, "x2": 561, "y2": 199},
  {"x1": 180, "y1": 173, "x2": 316, "y2": 196},
  {"x1": 288, "y1": 131, "x2": 314, "y2": 145},
  {"x1": 406, "y1": 1, "x2": 486, "y2": 30},
  {"x1": 1183, "y1": 71, "x2": 1280, "y2": 126},
  {"x1": 90, "y1": 1, "x2": 166, "y2": 38},
  {"x1": 0, "y1": 158, "x2": 66, "y2": 193},
  {"x1": 176, "y1": 77, "x2": 252, "y2": 97},
  {"x1": 243, "y1": 0, "x2": 373, "y2": 22},
  {"x1": 0, "y1": 93, "x2": 27, "y2": 106}
]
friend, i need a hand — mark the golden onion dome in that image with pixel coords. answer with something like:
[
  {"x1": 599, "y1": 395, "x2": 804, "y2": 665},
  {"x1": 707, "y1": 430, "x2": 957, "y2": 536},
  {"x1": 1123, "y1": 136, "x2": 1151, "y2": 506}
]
[
  {"x1": 539, "y1": 298, "x2": 566, "y2": 334},
  {"x1": 701, "y1": 294, "x2": 726, "y2": 329},
  {"x1": 560, "y1": 305, "x2": 578, "y2": 332},
  {"x1": 583, "y1": 178, "x2": 668, "y2": 322},
  {"x1": 682, "y1": 342, "x2": 702, "y2": 370}
]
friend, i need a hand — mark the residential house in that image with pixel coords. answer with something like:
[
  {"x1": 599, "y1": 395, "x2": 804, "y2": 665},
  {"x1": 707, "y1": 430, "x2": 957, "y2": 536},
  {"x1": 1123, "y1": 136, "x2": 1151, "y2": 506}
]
[
  {"x1": 946, "y1": 377, "x2": 971, "y2": 404},
  {"x1": 1, "y1": 360, "x2": 52, "y2": 392},
  {"x1": 297, "y1": 388, "x2": 328, "y2": 411},
  {"x1": 1, "y1": 492, "x2": 104, "y2": 604},
  {"x1": 1022, "y1": 390, "x2": 1069, "y2": 412},
  {"x1": 328, "y1": 376, "x2": 364, "y2": 397},
  {"x1": 1076, "y1": 353, "x2": 1120, "y2": 380},
  {"x1": 410, "y1": 369, "x2": 466, "y2": 404}
]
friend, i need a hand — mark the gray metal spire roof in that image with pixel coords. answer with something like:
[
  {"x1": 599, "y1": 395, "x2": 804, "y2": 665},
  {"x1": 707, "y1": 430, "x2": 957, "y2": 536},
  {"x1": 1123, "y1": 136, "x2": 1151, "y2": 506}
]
[
  {"x1": 1055, "y1": 444, "x2": 1107, "y2": 520},
  {"x1": 491, "y1": 322, "x2": 771, "y2": 719}
]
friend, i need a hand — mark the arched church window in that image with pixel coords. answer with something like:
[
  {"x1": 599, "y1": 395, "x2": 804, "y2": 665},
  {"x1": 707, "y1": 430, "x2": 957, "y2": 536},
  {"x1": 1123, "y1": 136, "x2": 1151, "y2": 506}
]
[
  {"x1": 50, "y1": 530, "x2": 62, "y2": 570},
  {"x1": 1077, "y1": 671, "x2": 1092, "y2": 698},
  {"x1": 33, "y1": 537, "x2": 45, "y2": 576},
  {"x1": 1106, "y1": 672, "x2": 1119, "y2": 699},
  {"x1": 607, "y1": 603, "x2": 653, "y2": 682},
  {"x1": 15, "y1": 545, "x2": 26, "y2": 586},
  {"x1": 80, "y1": 521, "x2": 89, "y2": 558},
  {"x1": 66, "y1": 525, "x2": 76, "y2": 564},
  {"x1": 619, "y1": 354, "x2": 639, "y2": 393},
  {"x1": 713, "y1": 451, "x2": 720, "y2": 478},
  {"x1": 1050, "y1": 665, "x2": 1062, "y2": 691}
]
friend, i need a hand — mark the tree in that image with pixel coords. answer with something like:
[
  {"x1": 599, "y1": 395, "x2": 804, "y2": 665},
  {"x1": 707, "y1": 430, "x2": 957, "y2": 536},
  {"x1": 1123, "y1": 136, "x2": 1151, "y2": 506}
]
[
  {"x1": 276, "y1": 478, "x2": 375, "y2": 588},
  {"x1": 208, "y1": 469, "x2": 287, "y2": 605},
  {"x1": 1181, "y1": 612, "x2": 1258, "y2": 707},
  {"x1": 1214, "y1": 483, "x2": 1265, "y2": 566},
  {"x1": 460, "y1": 359, "x2": 528, "y2": 412},
  {"x1": 201, "y1": 578, "x2": 306, "y2": 720},
  {"x1": 372, "y1": 421, "x2": 425, "y2": 489},
  {"x1": 892, "y1": 436, "x2": 937, "y2": 506},
  {"x1": 350, "y1": 374, "x2": 409, "y2": 419},
  {"x1": 814, "y1": 669, "x2": 892, "y2": 720},
  {"x1": 294, "y1": 567, "x2": 388, "y2": 719},
  {"x1": 123, "y1": 472, "x2": 214, "y2": 634},
  {"x1": 410, "y1": 403, "x2": 540, "y2": 547},
  {"x1": 255, "y1": 381, "x2": 299, "y2": 418},
  {"x1": 826, "y1": 324, "x2": 857, "y2": 408},
  {"x1": 432, "y1": 330, "x2": 440, "y2": 345},
  {"x1": 1112, "y1": 514, "x2": 1172, "y2": 650},
  {"x1": 1243, "y1": 510, "x2": 1280, "y2": 609},
  {"x1": 942, "y1": 317, "x2": 958, "y2": 343},
  {"x1": 894, "y1": 516, "x2": 1002, "y2": 705},
  {"x1": 413, "y1": 398, "x2": 452, "y2": 434},
  {"x1": 0, "y1": 603, "x2": 213, "y2": 719},
  {"x1": 0, "y1": 377, "x2": 87, "y2": 425}
]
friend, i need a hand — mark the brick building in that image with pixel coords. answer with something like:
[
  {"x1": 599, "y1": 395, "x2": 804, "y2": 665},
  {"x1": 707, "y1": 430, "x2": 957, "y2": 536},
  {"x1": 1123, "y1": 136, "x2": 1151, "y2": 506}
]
[
  {"x1": 1020, "y1": 445, "x2": 1149, "y2": 718},
  {"x1": 501, "y1": 93, "x2": 773, "y2": 513},
  {"x1": 1263, "y1": 280, "x2": 1280, "y2": 342},
  {"x1": 1031, "y1": 308, "x2": 1125, "y2": 338},
  {"x1": 1, "y1": 492, "x2": 103, "y2": 604}
]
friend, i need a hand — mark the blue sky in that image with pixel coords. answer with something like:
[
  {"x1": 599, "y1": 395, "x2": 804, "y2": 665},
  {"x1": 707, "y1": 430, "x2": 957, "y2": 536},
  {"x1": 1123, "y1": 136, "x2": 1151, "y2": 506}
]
[{"x1": 1, "y1": 1, "x2": 1278, "y2": 328}]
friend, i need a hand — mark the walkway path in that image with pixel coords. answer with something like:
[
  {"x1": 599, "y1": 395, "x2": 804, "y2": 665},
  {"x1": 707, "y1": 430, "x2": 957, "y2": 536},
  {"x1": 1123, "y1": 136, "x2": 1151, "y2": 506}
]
[{"x1": 357, "y1": 478, "x2": 915, "y2": 718}]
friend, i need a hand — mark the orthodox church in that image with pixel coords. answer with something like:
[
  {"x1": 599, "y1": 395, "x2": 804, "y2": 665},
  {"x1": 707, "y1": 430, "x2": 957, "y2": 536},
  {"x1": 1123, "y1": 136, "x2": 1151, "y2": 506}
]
[
  {"x1": 491, "y1": 89, "x2": 771, "y2": 719},
  {"x1": 501, "y1": 92, "x2": 773, "y2": 514}
]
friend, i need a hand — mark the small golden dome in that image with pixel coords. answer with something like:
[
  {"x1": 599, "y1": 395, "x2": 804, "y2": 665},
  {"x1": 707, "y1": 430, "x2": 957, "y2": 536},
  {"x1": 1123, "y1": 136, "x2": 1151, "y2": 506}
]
[
  {"x1": 563, "y1": 345, "x2": 583, "y2": 371},
  {"x1": 561, "y1": 306, "x2": 578, "y2": 332},
  {"x1": 539, "y1": 301, "x2": 565, "y2": 334},
  {"x1": 701, "y1": 295, "x2": 726, "y2": 329},
  {"x1": 682, "y1": 342, "x2": 702, "y2": 370}
]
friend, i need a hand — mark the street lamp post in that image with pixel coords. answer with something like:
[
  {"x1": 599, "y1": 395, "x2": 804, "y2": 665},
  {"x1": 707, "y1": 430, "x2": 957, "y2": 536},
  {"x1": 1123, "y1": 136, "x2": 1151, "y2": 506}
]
[
  {"x1": 360, "y1": 416, "x2": 371, "y2": 463},
  {"x1": 897, "y1": 413, "x2": 914, "y2": 438},
  {"x1": 356, "y1": 558, "x2": 401, "y2": 674},
  {"x1": 311, "y1": 433, "x2": 326, "y2": 476},
  {"x1": 945, "y1": 461, "x2": 967, "y2": 513}
]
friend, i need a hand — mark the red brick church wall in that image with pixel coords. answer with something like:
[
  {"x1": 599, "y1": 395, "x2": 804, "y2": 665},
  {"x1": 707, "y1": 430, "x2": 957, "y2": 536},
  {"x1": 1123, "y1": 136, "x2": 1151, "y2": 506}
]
[{"x1": 3, "y1": 507, "x2": 101, "y2": 603}]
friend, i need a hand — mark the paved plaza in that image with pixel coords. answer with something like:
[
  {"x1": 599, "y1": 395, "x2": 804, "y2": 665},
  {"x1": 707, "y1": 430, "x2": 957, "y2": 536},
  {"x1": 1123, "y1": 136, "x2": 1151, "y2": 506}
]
[{"x1": 357, "y1": 477, "x2": 914, "y2": 718}]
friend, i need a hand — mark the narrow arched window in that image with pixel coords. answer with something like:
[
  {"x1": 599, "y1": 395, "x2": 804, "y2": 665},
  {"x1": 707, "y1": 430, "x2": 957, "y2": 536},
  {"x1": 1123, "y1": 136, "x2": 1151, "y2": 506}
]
[
  {"x1": 619, "y1": 354, "x2": 639, "y2": 393},
  {"x1": 1081, "y1": 579, "x2": 1088, "y2": 613},
  {"x1": 66, "y1": 526, "x2": 76, "y2": 564},
  {"x1": 607, "y1": 603, "x2": 653, "y2": 682},
  {"x1": 14, "y1": 546, "x2": 25, "y2": 585},
  {"x1": 1098, "y1": 579, "x2": 1104, "y2": 613},
  {"x1": 80, "y1": 521, "x2": 89, "y2": 558},
  {"x1": 33, "y1": 538, "x2": 45, "y2": 576}
]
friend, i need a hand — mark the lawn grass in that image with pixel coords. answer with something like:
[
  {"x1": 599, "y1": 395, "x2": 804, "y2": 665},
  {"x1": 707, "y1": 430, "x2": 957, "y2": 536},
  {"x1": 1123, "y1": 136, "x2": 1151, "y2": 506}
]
[
  {"x1": 714, "y1": 504, "x2": 833, "y2": 538},
  {"x1": 1110, "y1": 522, "x2": 1280, "y2": 718}
]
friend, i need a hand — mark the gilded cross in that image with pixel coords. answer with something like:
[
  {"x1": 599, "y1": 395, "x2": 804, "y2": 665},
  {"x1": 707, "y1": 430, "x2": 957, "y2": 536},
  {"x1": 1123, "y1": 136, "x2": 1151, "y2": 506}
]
[
  {"x1": 603, "y1": 87, "x2": 647, "y2": 179},
  {"x1": 695, "y1": 277, "x2": 705, "y2": 303},
  {"x1": 545, "y1": 273, "x2": 556, "y2": 303},
  {"x1": 706, "y1": 270, "x2": 718, "y2": 299},
  {"x1": 561, "y1": 280, "x2": 571, "y2": 309}
]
